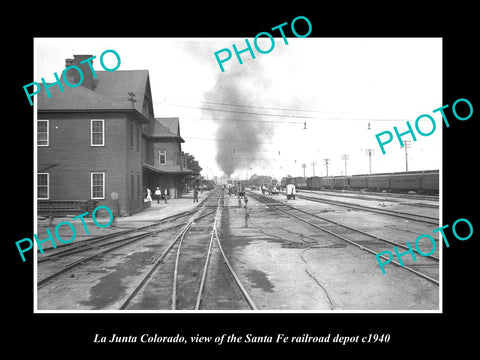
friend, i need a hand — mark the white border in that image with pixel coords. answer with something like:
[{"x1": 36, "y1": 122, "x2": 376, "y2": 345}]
[{"x1": 33, "y1": 37, "x2": 443, "y2": 314}]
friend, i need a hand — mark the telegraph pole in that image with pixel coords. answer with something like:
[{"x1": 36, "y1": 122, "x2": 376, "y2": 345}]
[
  {"x1": 311, "y1": 161, "x2": 316, "y2": 176},
  {"x1": 323, "y1": 158, "x2": 330, "y2": 176},
  {"x1": 341, "y1": 154, "x2": 349, "y2": 176},
  {"x1": 364, "y1": 149, "x2": 375, "y2": 175},
  {"x1": 403, "y1": 140, "x2": 411, "y2": 172},
  {"x1": 301, "y1": 163, "x2": 307, "y2": 178},
  {"x1": 127, "y1": 92, "x2": 137, "y2": 108}
]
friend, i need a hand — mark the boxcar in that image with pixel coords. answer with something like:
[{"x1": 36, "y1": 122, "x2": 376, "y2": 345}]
[
  {"x1": 331, "y1": 176, "x2": 347, "y2": 189},
  {"x1": 307, "y1": 176, "x2": 322, "y2": 189},
  {"x1": 321, "y1": 177, "x2": 334, "y2": 188},
  {"x1": 293, "y1": 177, "x2": 307, "y2": 189}
]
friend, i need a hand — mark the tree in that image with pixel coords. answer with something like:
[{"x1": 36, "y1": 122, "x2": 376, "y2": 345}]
[
  {"x1": 249, "y1": 174, "x2": 272, "y2": 186},
  {"x1": 183, "y1": 152, "x2": 202, "y2": 174}
]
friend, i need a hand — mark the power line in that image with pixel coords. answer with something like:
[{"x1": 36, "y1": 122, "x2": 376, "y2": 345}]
[
  {"x1": 154, "y1": 101, "x2": 410, "y2": 122},
  {"x1": 230, "y1": 156, "x2": 280, "y2": 161},
  {"x1": 158, "y1": 101, "x2": 317, "y2": 119},
  {"x1": 167, "y1": 97, "x2": 350, "y2": 114},
  {"x1": 183, "y1": 135, "x2": 276, "y2": 145},
  {"x1": 180, "y1": 116, "x2": 303, "y2": 124}
]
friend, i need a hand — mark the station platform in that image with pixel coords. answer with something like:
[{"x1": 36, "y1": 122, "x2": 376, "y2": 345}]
[{"x1": 34, "y1": 190, "x2": 211, "y2": 251}]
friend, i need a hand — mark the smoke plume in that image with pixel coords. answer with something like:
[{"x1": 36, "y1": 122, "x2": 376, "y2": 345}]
[{"x1": 203, "y1": 62, "x2": 272, "y2": 178}]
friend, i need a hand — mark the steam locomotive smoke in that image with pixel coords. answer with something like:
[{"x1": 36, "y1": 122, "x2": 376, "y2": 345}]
[{"x1": 203, "y1": 65, "x2": 271, "y2": 178}]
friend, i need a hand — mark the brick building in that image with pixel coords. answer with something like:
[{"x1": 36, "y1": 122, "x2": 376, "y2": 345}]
[
  {"x1": 37, "y1": 55, "x2": 196, "y2": 216},
  {"x1": 142, "y1": 117, "x2": 195, "y2": 199}
]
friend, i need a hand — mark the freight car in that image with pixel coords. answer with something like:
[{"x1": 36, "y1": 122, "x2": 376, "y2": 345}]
[
  {"x1": 301, "y1": 170, "x2": 438, "y2": 194},
  {"x1": 293, "y1": 177, "x2": 307, "y2": 189}
]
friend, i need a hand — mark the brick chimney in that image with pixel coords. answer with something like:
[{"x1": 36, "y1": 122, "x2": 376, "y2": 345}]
[{"x1": 63, "y1": 55, "x2": 98, "y2": 90}]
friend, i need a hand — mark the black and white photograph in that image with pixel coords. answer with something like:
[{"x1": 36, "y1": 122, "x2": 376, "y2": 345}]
[{"x1": 33, "y1": 37, "x2": 442, "y2": 312}]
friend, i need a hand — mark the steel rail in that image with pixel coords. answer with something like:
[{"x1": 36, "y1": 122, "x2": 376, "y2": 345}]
[
  {"x1": 195, "y1": 195, "x2": 222, "y2": 310},
  {"x1": 118, "y1": 190, "x2": 221, "y2": 310},
  {"x1": 298, "y1": 188, "x2": 439, "y2": 202},
  {"x1": 280, "y1": 203, "x2": 439, "y2": 262},
  {"x1": 171, "y1": 226, "x2": 189, "y2": 310},
  {"x1": 250, "y1": 192, "x2": 439, "y2": 286},
  {"x1": 295, "y1": 194, "x2": 439, "y2": 225},
  {"x1": 38, "y1": 196, "x2": 219, "y2": 290},
  {"x1": 194, "y1": 191, "x2": 257, "y2": 310},
  {"x1": 37, "y1": 232, "x2": 154, "y2": 289},
  {"x1": 213, "y1": 226, "x2": 258, "y2": 310},
  {"x1": 118, "y1": 207, "x2": 207, "y2": 310},
  {"x1": 37, "y1": 208, "x2": 200, "y2": 261},
  {"x1": 38, "y1": 192, "x2": 215, "y2": 256}
]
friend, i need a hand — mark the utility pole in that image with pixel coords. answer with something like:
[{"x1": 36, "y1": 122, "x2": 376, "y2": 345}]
[
  {"x1": 402, "y1": 140, "x2": 411, "y2": 172},
  {"x1": 127, "y1": 92, "x2": 137, "y2": 108},
  {"x1": 301, "y1": 163, "x2": 307, "y2": 178},
  {"x1": 341, "y1": 154, "x2": 349, "y2": 176},
  {"x1": 364, "y1": 149, "x2": 375, "y2": 175},
  {"x1": 311, "y1": 161, "x2": 316, "y2": 177},
  {"x1": 323, "y1": 158, "x2": 330, "y2": 176}
]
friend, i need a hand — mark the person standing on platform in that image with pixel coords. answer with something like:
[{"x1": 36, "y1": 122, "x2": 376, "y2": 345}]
[
  {"x1": 154, "y1": 187, "x2": 161, "y2": 203},
  {"x1": 193, "y1": 187, "x2": 199, "y2": 203},
  {"x1": 164, "y1": 188, "x2": 168, "y2": 204}
]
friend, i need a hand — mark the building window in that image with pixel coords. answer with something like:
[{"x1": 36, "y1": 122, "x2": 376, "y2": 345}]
[
  {"x1": 130, "y1": 123, "x2": 134, "y2": 148},
  {"x1": 91, "y1": 120, "x2": 105, "y2": 146},
  {"x1": 137, "y1": 173, "x2": 141, "y2": 197},
  {"x1": 91, "y1": 172, "x2": 105, "y2": 199},
  {"x1": 136, "y1": 127, "x2": 140, "y2": 151},
  {"x1": 159, "y1": 149, "x2": 166, "y2": 165},
  {"x1": 38, "y1": 120, "x2": 49, "y2": 146},
  {"x1": 38, "y1": 173, "x2": 49, "y2": 199},
  {"x1": 131, "y1": 173, "x2": 135, "y2": 198}
]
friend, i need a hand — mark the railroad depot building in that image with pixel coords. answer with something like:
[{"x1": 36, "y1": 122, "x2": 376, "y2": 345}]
[{"x1": 37, "y1": 55, "x2": 196, "y2": 216}]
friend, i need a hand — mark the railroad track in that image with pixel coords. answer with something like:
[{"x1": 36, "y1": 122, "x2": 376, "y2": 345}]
[
  {"x1": 298, "y1": 189, "x2": 439, "y2": 208},
  {"x1": 38, "y1": 188, "x2": 256, "y2": 310},
  {"x1": 295, "y1": 193, "x2": 439, "y2": 225},
  {"x1": 38, "y1": 210, "x2": 197, "y2": 261},
  {"x1": 119, "y1": 190, "x2": 257, "y2": 310},
  {"x1": 248, "y1": 191, "x2": 439, "y2": 285},
  {"x1": 299, "y1": 189, "x2": 439, "y2": 202},
  {"x1": 37, "y1": 198, "x2": 217, "y2": 289}
]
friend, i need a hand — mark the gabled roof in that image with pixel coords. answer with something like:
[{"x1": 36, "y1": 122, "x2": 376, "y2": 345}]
[
  {"x1": 143, "y1": 117, "x2": 185, "y2": 142},
  {"x1": 37, "y1": 69, "x2": 154, "y2": 123},
  {"x1": 94, "y1": 70, "x2": 151, "y2": 116},
  {"x1": 157, "y1": 117, "x2": 180, "y2": 136}
]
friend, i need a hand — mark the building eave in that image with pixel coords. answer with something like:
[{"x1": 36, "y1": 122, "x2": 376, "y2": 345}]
[
  {"x1": 38, "y1": 108, "x2": 151, "y2": 124},
  {"x1": 142, "y1": 163, "x2": 195, "y2": 175}
]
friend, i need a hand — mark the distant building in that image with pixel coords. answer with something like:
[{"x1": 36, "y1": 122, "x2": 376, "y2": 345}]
[{"x1": 37, "y1": 55, "x2": 197, "y2": 216}]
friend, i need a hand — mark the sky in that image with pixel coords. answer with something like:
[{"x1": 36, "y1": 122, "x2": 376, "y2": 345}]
[{"x1": 35, "y1": 37, "x2": 442, "y2": 181}]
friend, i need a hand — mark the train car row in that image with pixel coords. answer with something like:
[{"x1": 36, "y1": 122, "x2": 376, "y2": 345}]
[{"x1": 281, "y1": 170, "x2": 439, "y2": 195}]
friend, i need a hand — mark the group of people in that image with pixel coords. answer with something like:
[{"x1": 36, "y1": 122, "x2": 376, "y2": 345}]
[
  {"x1": 145, "y1": 186, "x2": 200, "y2": 204},
  {"x1": 145, "y1": 187, "x2": 169, "y2": 204}
]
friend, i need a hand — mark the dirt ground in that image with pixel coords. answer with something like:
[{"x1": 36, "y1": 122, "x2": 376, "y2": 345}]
[
  {"x1": 219, "y1": 191, "x2": 440, "y2": 311},
  {"x1": 36, "y1": 189, "x2": 440, "y2": 312}
]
